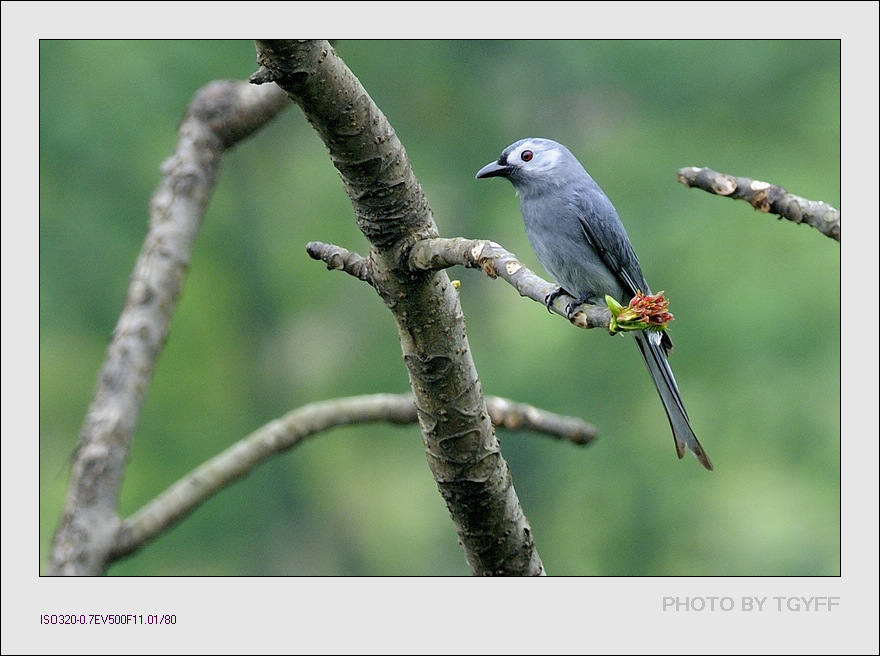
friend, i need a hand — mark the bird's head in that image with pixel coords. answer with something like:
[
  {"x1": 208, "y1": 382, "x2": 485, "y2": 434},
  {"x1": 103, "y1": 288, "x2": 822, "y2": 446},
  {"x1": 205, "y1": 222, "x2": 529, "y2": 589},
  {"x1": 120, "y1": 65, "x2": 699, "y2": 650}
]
[{"x1": 476, "y1": 138, "x2": 583, "y2": 194}]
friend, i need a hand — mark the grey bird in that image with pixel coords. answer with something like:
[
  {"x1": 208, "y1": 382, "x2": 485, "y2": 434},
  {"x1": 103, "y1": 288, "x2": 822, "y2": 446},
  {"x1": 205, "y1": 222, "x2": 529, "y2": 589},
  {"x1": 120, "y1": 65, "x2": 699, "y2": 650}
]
[{"x1": 476, "y1": 137, "x2": 712, "y2": 470}]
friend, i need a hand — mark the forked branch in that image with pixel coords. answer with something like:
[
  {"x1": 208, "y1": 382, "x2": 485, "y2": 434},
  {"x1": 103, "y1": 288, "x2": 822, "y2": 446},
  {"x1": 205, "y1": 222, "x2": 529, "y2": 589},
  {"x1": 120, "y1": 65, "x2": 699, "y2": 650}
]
[{"x1": 49, "y1": 81, "x2": 290, "y2": 576}]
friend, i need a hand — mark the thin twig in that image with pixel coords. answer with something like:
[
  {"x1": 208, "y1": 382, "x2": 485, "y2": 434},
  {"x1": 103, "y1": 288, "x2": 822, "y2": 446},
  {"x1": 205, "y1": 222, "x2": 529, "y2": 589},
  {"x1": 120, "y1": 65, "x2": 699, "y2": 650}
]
[
  {"x1": 408, "y1": 237, "x2": 612, "y2": 330},
  {"x1": 112, "y1": 394, "x2": 597, "y2": 560},
  {"x1": 306, "y1": 241, "x2": 374, "y2": 286},
  {"x1": 677, "y1": 166, "x2": 840, "y2": 242}
]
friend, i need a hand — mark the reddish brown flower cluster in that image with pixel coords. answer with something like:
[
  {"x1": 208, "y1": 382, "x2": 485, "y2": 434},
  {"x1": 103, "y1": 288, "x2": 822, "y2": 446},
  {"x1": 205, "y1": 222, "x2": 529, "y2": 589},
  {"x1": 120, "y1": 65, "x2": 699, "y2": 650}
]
[
  {"x1": 606, "y1": 291, "x2": 675, "y2": 334},
  {"x1": 626, "y1": 291, "x2": 674, "y2": 327}
]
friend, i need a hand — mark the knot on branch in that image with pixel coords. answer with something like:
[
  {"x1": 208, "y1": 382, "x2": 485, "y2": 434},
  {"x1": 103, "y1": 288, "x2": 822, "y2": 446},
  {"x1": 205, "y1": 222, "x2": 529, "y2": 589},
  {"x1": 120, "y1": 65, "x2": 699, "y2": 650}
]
[{"x1": 251, "y1": 40, "x2": 319, "y2": 89}]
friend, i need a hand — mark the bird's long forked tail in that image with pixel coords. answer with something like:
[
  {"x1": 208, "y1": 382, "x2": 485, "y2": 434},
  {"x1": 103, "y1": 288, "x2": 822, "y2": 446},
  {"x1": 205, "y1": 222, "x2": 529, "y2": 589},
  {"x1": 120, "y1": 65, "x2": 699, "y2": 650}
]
[{"x1": 632, "y1": 331, "x2": 713, "y2": 471}]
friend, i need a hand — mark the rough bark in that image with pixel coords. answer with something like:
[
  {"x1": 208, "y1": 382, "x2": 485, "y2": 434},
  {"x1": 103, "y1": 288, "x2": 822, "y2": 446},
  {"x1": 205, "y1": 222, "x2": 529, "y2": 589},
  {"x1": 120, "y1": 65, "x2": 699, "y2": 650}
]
[{"x1": 252, "y1": 40, "x2": 544, "y2": 575}]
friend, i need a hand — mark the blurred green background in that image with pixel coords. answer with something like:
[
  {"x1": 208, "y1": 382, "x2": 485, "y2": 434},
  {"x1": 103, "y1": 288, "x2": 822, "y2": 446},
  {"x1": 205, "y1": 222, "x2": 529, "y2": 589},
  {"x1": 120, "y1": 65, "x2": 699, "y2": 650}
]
[{"x1": 39, "y1": 40, "x2": 840, "y2": 576}]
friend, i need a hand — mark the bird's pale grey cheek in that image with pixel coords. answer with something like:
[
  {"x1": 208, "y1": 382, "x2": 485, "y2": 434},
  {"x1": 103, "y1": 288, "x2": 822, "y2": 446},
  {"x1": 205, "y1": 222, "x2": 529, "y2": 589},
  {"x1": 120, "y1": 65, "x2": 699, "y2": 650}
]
[{"x1": 534, "y1": 156, "x2": 561, "y2": 175}]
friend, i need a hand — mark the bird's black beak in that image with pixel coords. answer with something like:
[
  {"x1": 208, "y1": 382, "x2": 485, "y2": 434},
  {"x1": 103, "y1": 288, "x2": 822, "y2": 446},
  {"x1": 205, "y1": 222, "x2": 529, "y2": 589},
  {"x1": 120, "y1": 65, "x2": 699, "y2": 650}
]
[{"x1": 475, "y1": 159, "x2": 510, "y2": 180}]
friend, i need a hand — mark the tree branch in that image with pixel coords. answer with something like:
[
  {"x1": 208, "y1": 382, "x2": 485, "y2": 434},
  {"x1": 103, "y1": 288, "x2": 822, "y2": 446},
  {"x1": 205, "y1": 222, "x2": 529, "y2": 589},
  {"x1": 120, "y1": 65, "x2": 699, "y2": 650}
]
[
  {"x1": 307, "y1": 236, "x2": 612, "y2": 330},
  {"x1": 485, "y1": 397, "x2": 597, "y2": 446},
  {"x1": 49, "y1": 81, "x2": 290, "y2": 576},
  {"x1": 111, "y1": 394, "x2": 597, "y2": 561},
  {"x1": 408, "y1": 237, "x2": 613, "y2": 330},
  {"x1": 305, "y1": 241, "x2": 374, "y2": 286},
  {"x1": 253, "y1": 39, "x2": 544, "y2": 575},
  {"x1": 677, "y1": 166, "x2": 840, "y2": 242}
]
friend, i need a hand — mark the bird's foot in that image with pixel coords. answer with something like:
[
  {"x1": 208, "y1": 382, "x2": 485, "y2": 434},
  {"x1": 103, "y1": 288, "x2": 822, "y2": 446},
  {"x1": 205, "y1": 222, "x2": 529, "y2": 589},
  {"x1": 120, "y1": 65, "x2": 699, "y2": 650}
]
[
  {"x1": 545, "y1": 287, "x2": 594, "y2": 320},
  {"x1": 544, "y1": 286, "x2": 574, "y2": 315}
]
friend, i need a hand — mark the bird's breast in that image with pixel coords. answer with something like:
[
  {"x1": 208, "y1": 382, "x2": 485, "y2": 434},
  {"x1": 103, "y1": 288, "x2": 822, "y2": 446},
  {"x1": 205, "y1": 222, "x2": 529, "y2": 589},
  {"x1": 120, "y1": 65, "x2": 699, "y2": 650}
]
[{"x1": 521, "y1": 200, "x2": 626, "y2": 303}]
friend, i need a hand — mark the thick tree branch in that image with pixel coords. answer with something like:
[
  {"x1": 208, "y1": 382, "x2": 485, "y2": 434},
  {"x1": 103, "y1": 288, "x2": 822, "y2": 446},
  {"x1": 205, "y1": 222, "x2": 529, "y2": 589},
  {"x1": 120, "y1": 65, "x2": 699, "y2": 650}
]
[
  {"x1": 111, "y1": 394, "x2": 597, "y2": 561},
  {"x1": 49, "y1": 81, "x2": 290, "y2": 576},
  {"x1": 677, "y1": 166, "x2": 840, "y2": 242},
  {"x1": 253, "y1": 40, "x2": 544, "y2": 575}
]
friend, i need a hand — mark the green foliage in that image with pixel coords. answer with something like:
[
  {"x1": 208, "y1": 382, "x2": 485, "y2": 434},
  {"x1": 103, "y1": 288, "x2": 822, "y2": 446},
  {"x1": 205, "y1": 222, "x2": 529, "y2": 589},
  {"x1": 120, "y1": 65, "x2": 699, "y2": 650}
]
[{"x1": 40, "y1": 40, "x2": 840, "y2": 575}]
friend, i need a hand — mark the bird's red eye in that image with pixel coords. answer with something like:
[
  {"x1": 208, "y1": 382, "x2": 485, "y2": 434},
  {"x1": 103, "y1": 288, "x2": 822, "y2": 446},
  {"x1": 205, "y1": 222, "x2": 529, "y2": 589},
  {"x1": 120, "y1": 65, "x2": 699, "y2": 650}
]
[{"x1": 521, "y1": 150, "x2": 533, "y2": 162}]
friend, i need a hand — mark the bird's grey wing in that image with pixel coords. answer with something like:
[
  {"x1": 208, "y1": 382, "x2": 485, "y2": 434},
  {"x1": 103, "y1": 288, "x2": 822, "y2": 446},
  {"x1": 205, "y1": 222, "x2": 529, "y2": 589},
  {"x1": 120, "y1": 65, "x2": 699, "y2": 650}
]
[
  {"x1": 573, "y1": 186, "x2": 674, "y2": 355},
  {"x1": 572, "y1": 186, "x2": 648, "y2": 299}
]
